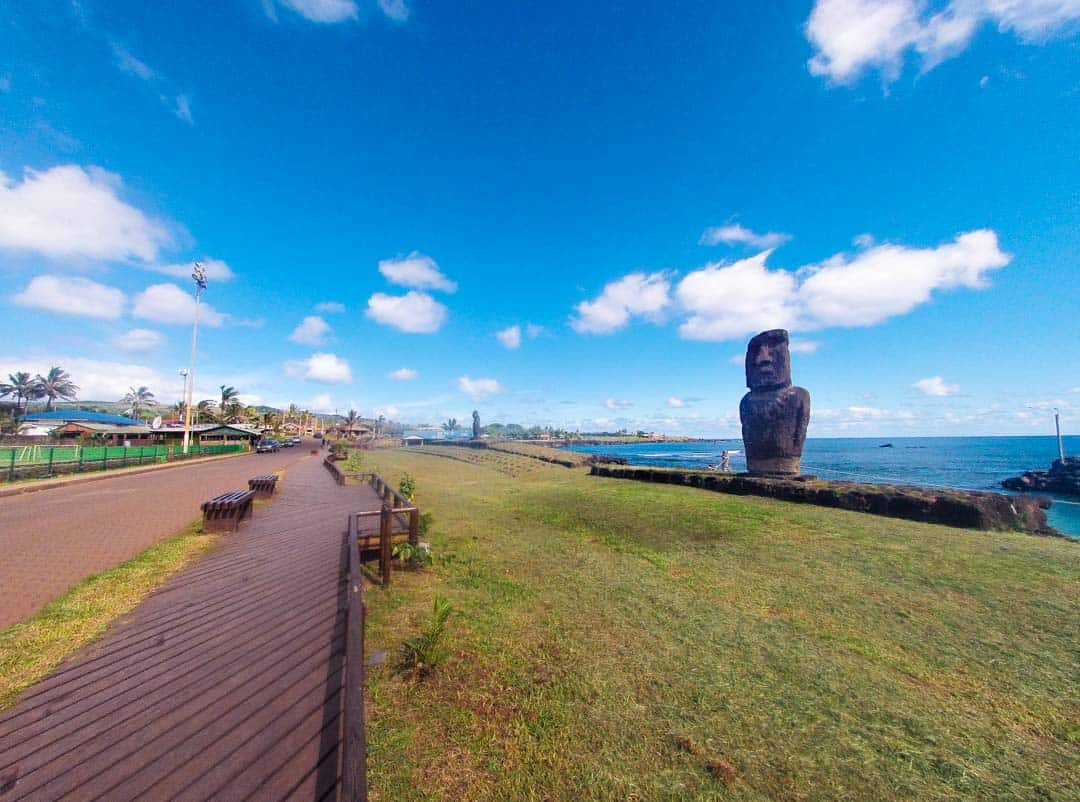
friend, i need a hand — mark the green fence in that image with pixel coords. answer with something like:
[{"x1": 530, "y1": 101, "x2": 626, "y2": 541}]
[{"x1": 1, "y1": 443, "x2": 247, "y2": 483}]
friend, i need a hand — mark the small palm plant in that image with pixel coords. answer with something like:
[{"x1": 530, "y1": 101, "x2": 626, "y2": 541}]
[
  {"x1": 399, "y1": 596, "x2": 452, "y2": 676},
  {"x1": 398, "y1": 472, "x2": 415, "y2": 500}
]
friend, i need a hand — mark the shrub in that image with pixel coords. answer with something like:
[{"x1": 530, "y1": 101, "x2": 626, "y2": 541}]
[
  {"x1": 399, "y1": 472, "x2": 415, "y2": 500},
  {"x1": 399, "y1": 596, "x2": 452, "y2": 675},
  {"x1": 392, "y1": 541, "x2": 432, "y2": 569}
]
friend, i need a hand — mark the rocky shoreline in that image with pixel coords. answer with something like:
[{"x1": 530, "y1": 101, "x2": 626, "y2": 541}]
[
  {"x1": 591, "y1": 464, "x2": 1060, "y2": 537},
  {"x1": 1002, "y1": 457, "x2": 1080, "y2": 497}
]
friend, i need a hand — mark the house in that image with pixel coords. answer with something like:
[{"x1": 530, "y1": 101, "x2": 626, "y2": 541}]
[
  {"x1": 17, "y1": 411, "x2": 149, "y2": 443},
  {"x1": 156, "y1": 423, "x2": 260, "y2": 448},
  {"x1": 402, "y1": 435, "x2": 424, "y2": 446},
  {"x1": 53, "y1": 421, "x2": 154, "y2": 446}
]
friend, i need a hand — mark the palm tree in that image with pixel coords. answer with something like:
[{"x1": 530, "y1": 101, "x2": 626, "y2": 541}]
[
  {"x1": 196, "y1": 399, "x2": 216, "y2": 424},
  {"x1": 35, "y1": 366, "x2": 79, "y2": 412},
  {"x1": 121, "y1": 386, "x2": 156, "y2": 419},
  {"x1": 0, "y1": 372, "x2": 38, "y2": 416},
  {"x1": 172, "y1": 400, "x2": 187, "y2": 420},
  {"x1": 443, "y1": 418, "x2": 459, "y2": 436},
  {"x1": 219, "y1": 385, "x2": 239, "y2": 422},
  {"x1": 344, "y1": 409, "x2": 359, "y2": 437}
]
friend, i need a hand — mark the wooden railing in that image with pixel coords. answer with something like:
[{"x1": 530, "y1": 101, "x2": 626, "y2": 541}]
[
  {"x1": 342, "y1": 514, "x2": 367, "y2": 802},
  {"x1": 350, "y1": 474, "x2": 419, "y2": 587}
]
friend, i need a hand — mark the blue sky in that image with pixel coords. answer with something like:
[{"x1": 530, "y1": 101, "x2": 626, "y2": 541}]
[{"x1": 1, "y1": 0, "x2": 1078, "y2": 437}]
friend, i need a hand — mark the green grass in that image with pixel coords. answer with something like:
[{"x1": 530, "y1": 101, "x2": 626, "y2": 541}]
[
  {"x1": 362, "y1": 447, "x2": 1078, "y2": 801},
  {"x1": 0, "y1": 522, "x2": 219, "y2": 710}
]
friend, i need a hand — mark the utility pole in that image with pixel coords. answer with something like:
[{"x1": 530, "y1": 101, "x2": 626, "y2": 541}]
[
  {"x1": 1054, "y1": 408, "x2": 1065, "y2": 463},
  {"x1": 181, "y1": 262, "x2": 208, "y2": 455}
]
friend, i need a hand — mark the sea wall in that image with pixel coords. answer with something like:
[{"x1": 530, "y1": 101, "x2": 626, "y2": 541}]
[{"x1": 590, "y1": 465, "x2": 1059, "y2": 537}]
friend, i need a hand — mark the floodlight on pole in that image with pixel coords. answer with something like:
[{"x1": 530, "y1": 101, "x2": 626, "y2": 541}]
[{"x1": 181, "y1": 262, "x2": 208, "y2": 455}]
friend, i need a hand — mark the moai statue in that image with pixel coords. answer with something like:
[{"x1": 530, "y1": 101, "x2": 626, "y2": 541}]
[
  {"x1": 472, "y1": 410, "x2": 481, "y2": 440},
  {"x1": 738, "y1": 329, "x2": 810, "y2": 476}
]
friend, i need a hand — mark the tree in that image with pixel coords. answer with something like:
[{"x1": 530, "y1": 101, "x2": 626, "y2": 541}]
[
  {"x1": 0, "y1": 371, "x2": 39, "y2": 416},
  {"x1": 443, "y1": 418, "x2": 459, "y2": 436},
  {"x1": 344, "y1": 409, "x2": 359, "y2": 437},
  {"x1": 121, "y1": 386, "x2": 156, "y2": 419},
  {"x1": 35, "y1": 366, "x2": 79, "y2": 412},
  {"x1": 219, "y1": 385, "x2": 240, "y2": 422},
  {"x1": 196, "y1": 399, "x2": 216, "y2": 424},
  {"x1": 172, "y1": 400, "x2": 187, "y2": 419}
]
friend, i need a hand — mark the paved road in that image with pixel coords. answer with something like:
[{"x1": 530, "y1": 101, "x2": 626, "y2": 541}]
[{"x1": 0, "y1": 446, "x2": 314, "y2": 629}]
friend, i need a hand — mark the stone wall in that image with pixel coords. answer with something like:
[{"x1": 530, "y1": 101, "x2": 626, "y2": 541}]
[{"x1": 590, "y1": 465, "x2": 1059, "y2": 537}]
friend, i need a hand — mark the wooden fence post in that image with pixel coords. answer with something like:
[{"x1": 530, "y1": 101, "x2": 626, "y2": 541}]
[
  {"x1": 379, "y1": 503, "x2": 392, "y2": 587},
  {"x1": 409, "y1": 507, "x2": 419, "y2": 546}
]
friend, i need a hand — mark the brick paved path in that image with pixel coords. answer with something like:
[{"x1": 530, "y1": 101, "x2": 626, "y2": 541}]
[
  {"x1": 0, "y1": 454, "x2": 382, "y2": 801},
  {"x1": 0, "y1": 447, "x2": 312, "y2": 629}
]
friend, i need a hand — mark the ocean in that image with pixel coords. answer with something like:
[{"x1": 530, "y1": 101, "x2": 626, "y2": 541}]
[{"x1": 564, "y1": 436, "x2": 1080, "y2": 538}]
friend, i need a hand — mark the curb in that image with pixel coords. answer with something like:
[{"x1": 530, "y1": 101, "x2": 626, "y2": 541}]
[{"x1": 0, "y1": 451, "x2": 252, "y2": 498}]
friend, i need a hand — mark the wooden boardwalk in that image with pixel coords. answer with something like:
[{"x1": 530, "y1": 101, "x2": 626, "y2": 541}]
[{"x1": 0, "y1": 455, "x2": 381, "y2": 801}]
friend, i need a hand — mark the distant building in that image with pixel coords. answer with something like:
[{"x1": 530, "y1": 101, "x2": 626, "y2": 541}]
[
  {"x1": 402, "y1": 434, "x2": 424, "y2": 446},
  {"x1": 17, "y1": 411, "x2": 148, "y2": 442}
]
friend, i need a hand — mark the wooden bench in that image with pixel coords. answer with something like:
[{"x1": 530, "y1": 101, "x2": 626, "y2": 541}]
[
  {"x1": 247, "y1": 474, "x2": 278, "y2": 499},
  {"x1": 201, "y1": 490, "x2": 255, "y2": 532}
]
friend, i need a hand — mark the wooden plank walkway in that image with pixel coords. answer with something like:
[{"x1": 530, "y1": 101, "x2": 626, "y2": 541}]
[{"x1": 0, "y1": 455, "x2": 382, "y2": 801}]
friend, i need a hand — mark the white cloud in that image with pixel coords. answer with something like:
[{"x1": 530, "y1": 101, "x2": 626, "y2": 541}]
[
  {"x1": 806, "y1": 0, "x2": 1080, "y2": 85},
  {"x1": 605, "y1": 398, "x2": 633, "y2": 410},
  {"x1": 12, "y1": 275, "x2": 125, "y2": 320},
  {"x1": 526, "y1": 323, "x2": 545, "y2": 339},
  {"x1": 389, "y1": 367, "x2": 418, "y2": 381},
  {"x1": 315, "y1": 301, "x2": 345, "y2": 313},
  {"x1": 0, "y1": 165, "x2": 172, "y2": 262},
  {"x1": 677, "y1": 250, "x2": 800, "y2": 341},
  {"x1": 289, "y1": 315, "x2": 332, "y2": 346},
  {"x1": 275, "y1": 0, "x2": 359, "y2": 23},
  {"x1": 373, "y1": 404, "x2": 400, "y2": 418},
  {"x1": 113, "y1": 328, "x2": 163, "y2": 353},
  {"x1": 571, "y1": 271, "x2": 671, "y2": 334},
  {"x1": 378, "y1": 252, "x2": 457, "y2": 292},
  {"x1": 132, "y1": 283, "x2": 225, "y2": 326},
  {"x1": 308, "y1": 393, "x2": 335, "y2": 412},
  {"x1": 174, "y1": 94, "x2": 193, "y2": 124},
  {"x1": 146, "y1": 258, "x2": 234, "y2": 282},
  {"x1": 798, "y1": 229, "x2": 1009, "y2": 327},
  {"x1": 699, "y1": 223, "x2": 791, "y2": 250},
  {"x1": 789, "y1": 339, "x2": 821, "y2": 354},
  {"x1": 110, "y1": 42, "x2": 155, "y2": 81},
  {"x1": 667, "y1": 396, "x2": 686, "y2": 408},
  {"x1": 913, "y1": 376, "x2": 960, "y2": 396},
  {"x1": 378, "y1": 0, "x2": 409, "y2": 21},
  {"x1": 496, "y1": 325, "x2": 522, "y2": 349},
  {"x1": 286, "y1": 352, "x2": 353, "y2": 384},
  {"x1": 458, "y1": 376, "x2": 504, "y2": 398},
  {"x1": 728, "y1": 353, "x2": 745, "y2": 366},
  {"x1": 366, "y1": 291, "x2": 448, "y2": 333}
]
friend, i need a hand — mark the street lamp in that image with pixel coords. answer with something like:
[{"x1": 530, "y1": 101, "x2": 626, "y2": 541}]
[{"x1": 181, "y1": 262, "x2": 208, "y2": 455}]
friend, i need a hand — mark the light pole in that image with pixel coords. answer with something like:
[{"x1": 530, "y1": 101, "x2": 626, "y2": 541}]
[{"x1": 181, "y1": 262, "x2": 208, "y2": 455}]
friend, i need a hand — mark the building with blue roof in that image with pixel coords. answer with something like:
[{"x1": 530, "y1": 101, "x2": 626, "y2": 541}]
[{"x1": 18, "y1": 410, "x2": 146, "y2": 427}]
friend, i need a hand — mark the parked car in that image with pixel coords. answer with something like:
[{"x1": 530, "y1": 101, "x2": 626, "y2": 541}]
[{"x1": 256, "y1": 439, "x2": 279, "y2": 453}]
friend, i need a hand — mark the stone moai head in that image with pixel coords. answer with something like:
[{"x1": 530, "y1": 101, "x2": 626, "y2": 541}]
[{"x1": 745, "y1": 329, "x2": 792, "y2": 392}]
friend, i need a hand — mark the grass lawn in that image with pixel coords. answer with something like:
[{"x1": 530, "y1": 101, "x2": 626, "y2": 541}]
[
  {"x1": 362, "y1": 448, "x2": 1078, "y2": 801},
  {"x1": 0, "y1": 522, "x2": 218, "y2": 710}
]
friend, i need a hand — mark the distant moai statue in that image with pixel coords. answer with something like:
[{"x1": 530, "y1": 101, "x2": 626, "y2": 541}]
[
  {"x1": 738, "y1": 329, "x2": 810, "y2": 476},
  {"x1": 472, "y1": 410, "x2": 481, "y2": 439}
]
